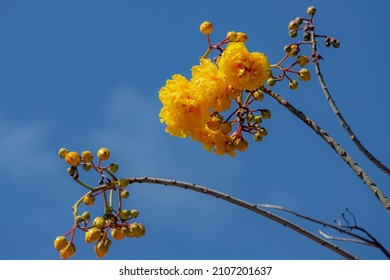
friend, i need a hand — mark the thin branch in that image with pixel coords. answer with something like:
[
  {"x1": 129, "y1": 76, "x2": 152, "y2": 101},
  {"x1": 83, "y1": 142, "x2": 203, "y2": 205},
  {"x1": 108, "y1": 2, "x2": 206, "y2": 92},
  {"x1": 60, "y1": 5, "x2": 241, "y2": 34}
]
[
  {"x1": 310, "y1": 33, "x2": 390, "y2": 175},
  {"x1": 127, "y1": 176, "x2": 358, "y2": 260},
  {"x1": 318, "y1": 230, "x2": 374, "y2": 246},
  {"x1": 259, "y1": 203, "x2": 390, "y2": 259},
  {"x1": 264, "y1": 88, "x2": 390, "y2": 212}
]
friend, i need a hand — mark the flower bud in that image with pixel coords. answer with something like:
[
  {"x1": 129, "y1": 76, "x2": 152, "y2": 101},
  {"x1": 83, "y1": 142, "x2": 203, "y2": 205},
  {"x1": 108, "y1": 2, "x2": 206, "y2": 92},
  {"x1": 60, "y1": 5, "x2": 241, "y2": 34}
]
[
  {"x1": 130, "y1": 209, "x2": 139, "y2": 218},
  {"x1": 93, "y1": 217, "x2": 106, "y2": 229},
  {"x1": 254, "y1": 132, "x2": 263, "y2": 142},
  {"x1": 299, "y1": 68, "x2": 311, "y2": 81},
  {"x1": 83, "y1": 163, "x2": 92, "y2": 171},
  {"x1": 307, "y1": 6, "x2": 316, "y2": 16},
  {"x1": 83, "y1": 195, "x2": 95, "y2": 206},
  {"x1": 289, "y1": 30, "x2": 298, "y2": 38},
  {"x1": 131, "y1": 223, "x2": 146, "y2": 238},
  {"x1": 109, "y1": 163, "x2": 119, "y2": 173},
  {"x1": 267, "y1": 78, "x2": 276, "y2": 87},
  {"x1": 199, "y1": 21, "x2": 213, "y2": 35},
  {"x1": 75, "y1": 215, "x2": 84, "y2": 223},
  {"x1": 297, "y1": 55, "x2": 309, "y2": 67},
  {"x1": 81, "y1": 211, "x2": 91, "y2": 221},
  {"x1": 94, "y1": 240, "x2": 109, "y2": 258},
  {"x1": 261, "y1": 109, "x2": 271, "y2": 119},
  {"x1": 58, "y1": 148, "x2": 69, "y2": 159},
  {"x1": 119, "y1": 209, "x2": 131, "y2": 220},
  {"x1": 236, "y1": 139, "x2": 249, "y2": 152},
  {"x1": 295, "y1": 17, "x2": 303, "y2": 25},
  {"x1": 81, "y1": 150, "x2": 93, "y2": 163},
  {"x1": 253, "y1": 116, "x2": 263, "y2": 124},
  {"x1": 65, "y1": 151, "x2": 81, "y2": 166},
  {"x1": 220, "y1": 122, "x2": 232, "y2": 135},
  {"x1": 97, "y1": 148, "x2": 110, "y2": 161},
  {"x1": 85, "y1": 227, "x2": 101, "y2": 243},
  {"x1": 225, "y1": 141, "x2": 236, "y2": 153},
  {"x1": 54, "y1": 236, "x2": 68, "y2": 251},
  {"x1": 59, "y1": 243, "x2": 76, "y2": 259},
  {"x1": 252, "y1": 89, "x2": 264, "y2": 101},
  {"x1": 258, "y1": 127, "x2": 268, "y2": 137},
  {"x1": 110, "y1": 228, "x2": 125, "y2": 240},
  {"x1": 288, "y1": 20, "x2": 299, "y2": 30},
  {"x1": 67, "y1": 166, "x2": 77, "y2": 176},
  {"x1": 121, "y1": 189, "x2": 130, "y2": 199},
  {"x1": 289, "y1": 80, "x2": 299, "y2": 90},
  {"x1": 207, "y1": 116, "x2": 222, "y2": 131},
  {"x1": 331, "y1": 38, "x2": 340, "y2": 48},
  {"x1": 226, "y1": 31, "x2": 237, "y2": 42},
  {"x1": 236, "y1": 32, "x2": 248, "y2": 43},
  {"x1": 118, "y1": 178, "x2": 129, "y2": 188}
]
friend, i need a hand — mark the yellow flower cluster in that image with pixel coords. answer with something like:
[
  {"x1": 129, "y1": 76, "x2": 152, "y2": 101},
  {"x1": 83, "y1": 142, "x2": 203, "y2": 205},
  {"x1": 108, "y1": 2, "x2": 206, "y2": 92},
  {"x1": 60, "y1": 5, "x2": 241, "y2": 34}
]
[{"x1": 159, "y1": 42, "x2": 270, "y2": 156}]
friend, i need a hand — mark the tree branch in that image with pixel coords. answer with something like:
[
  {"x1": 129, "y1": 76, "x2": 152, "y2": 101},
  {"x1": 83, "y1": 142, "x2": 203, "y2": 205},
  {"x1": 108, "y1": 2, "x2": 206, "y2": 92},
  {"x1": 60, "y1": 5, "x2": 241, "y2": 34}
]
[
  {"x1": 264, "y1": 88, "x2": 390, "y2": 212},
  {"x1": 127, "y1": 176, "x2": 358, "y2": 260},
  {"x1": 310, "y1": 33, "x2": 390, "y2": 175},
  {"x1": 259, "y1": 203, "x2": 390, "y2": 259}
]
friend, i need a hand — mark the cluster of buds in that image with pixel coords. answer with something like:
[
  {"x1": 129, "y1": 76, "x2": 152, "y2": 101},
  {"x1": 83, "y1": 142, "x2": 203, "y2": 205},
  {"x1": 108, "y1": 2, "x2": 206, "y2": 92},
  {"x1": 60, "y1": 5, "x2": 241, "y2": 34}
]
[
  {"x1": 54, "y1": 147, "x2": 145, "y2": 259},
  {"x1": 267, "y1": 6, "x2": 339, "y2": 91}
]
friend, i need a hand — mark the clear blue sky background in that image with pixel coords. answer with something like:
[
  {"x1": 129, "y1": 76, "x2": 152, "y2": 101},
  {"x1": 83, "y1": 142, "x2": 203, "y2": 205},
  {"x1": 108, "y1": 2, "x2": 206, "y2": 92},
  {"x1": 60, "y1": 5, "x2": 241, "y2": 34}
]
[{"x1": 0, "y1": 0, "x2": 389, "y2": 260}]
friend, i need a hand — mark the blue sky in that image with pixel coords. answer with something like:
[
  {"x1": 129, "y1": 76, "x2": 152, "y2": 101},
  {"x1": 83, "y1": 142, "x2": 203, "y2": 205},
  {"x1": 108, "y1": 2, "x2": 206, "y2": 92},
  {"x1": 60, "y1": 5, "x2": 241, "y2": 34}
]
[{"x1": 0, "y1": 0, "x2": 389, "y2": 260}]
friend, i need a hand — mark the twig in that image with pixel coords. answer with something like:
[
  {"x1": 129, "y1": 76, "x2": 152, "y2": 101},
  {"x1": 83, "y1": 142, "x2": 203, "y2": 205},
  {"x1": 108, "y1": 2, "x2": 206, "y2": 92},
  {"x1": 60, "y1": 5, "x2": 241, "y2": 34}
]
[
  {"x1": 264, "y1": 88, "x2": 390, "y2": 212},
  {"x1": 318, "y1": 230, "x2": 373, "y2": 246},
  {"x1": 310, "y1": 33, "x2": 390, "y2": 175},
  {"x1": 259, "y1": 203, "x2": 390, "y2": 259},
  {"x1": 127, "y1": 176, "x2": 358, "y2": 260}
]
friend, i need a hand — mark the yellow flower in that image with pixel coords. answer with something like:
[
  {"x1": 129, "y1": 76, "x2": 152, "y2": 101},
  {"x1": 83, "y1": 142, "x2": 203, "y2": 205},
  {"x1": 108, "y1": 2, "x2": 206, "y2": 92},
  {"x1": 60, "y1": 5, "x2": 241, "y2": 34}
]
[
  {"x1": 191, "y1": 58, "x2": 232, "y2": 112},
  {"x1": 159, "y1": 74, "x2": 209, "y2": 138},
  {"x1": 218, "y1": 42, "x2": 270, "y2": 91}
]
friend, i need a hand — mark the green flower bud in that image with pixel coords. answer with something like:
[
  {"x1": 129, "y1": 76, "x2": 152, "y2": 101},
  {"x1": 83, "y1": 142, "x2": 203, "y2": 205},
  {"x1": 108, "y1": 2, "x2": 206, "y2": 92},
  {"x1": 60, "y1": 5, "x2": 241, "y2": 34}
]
[
  {"x1": 235, "y1": 139, "x2": 249, "y2": 152},
  {"x1": 289, "y1": 30, "x2": 298, "y2": 38},
  {"x1": 118, "y1": 178, "x2": 129, "y2": 188},
  {"x1": 81, "y1": 211, "x2": 91, "y2": 221},
  {"x1": 267, "y1": 78, "x2": 276, "y2": 87},
  {"x1": 120, "y1": 189, "x2": 130, "y2": 199},
  {"x1": 75, "y1": 215, "x2": 84, "y2": 223},
  {"x1": 58, "y1": 148, "x2": 69, "y2": 159},
  {"x1": 119, "y1": 209, "x2": 131, "y2": 220},
  {"x1": 130, "y1": 209, "x2": 139, "y2": 218},
  {"x1": 258, "y1": 127, "x2": 268, "y2": 137},
  {"x1": 67, "y1": 166, "x2": 77, "y2": 176},
  {"x1": 289, "y1": 80, "x2": 299, "y2": 90},
  {"x1": 254, "y1": 116, "x2": 263, "y2": 124},
  {"x1": 261, "y1": 109, "x2": 271, "y2": 119},
  {"x1": 307, "y1": 6, "x2": 316, "y2": 16},
  {"x1": 82, "y1": 163, "x2": 92, "y2": 171},
  {"x1": 93, "y1": 217, "x2": 106, "y2": 229},
  {"x1": 252, "y1": 89, "x2": 264, "y2": 101},
  {"x1": 109, "y1": 163, "x2": 119, "y2": 173},
  {"x1": 81, "y1": 150, "x2": 93, "y2": 163},
  {"x1": 253, "y1": 132, "x2": 264, "y2": 142}
]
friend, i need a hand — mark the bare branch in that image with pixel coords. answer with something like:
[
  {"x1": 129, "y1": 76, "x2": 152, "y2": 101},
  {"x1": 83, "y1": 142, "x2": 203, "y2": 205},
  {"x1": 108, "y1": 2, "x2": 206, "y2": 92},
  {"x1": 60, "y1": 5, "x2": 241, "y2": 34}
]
[
  {"x1": 263, "y1": 88, "x2": 390, "y2": 212},
  {"x1": 318, "y1": 230, "x2": 374, "y2": 246},
  {"x1": 259, "y1": 203, "x2": 390, "y2": 259},
  {"x1": 310, "y1": 32, "x2": 390, "y2": 175},
  {"x1": 127, "y1": 176, "x2": 358, "y2": 260}
]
